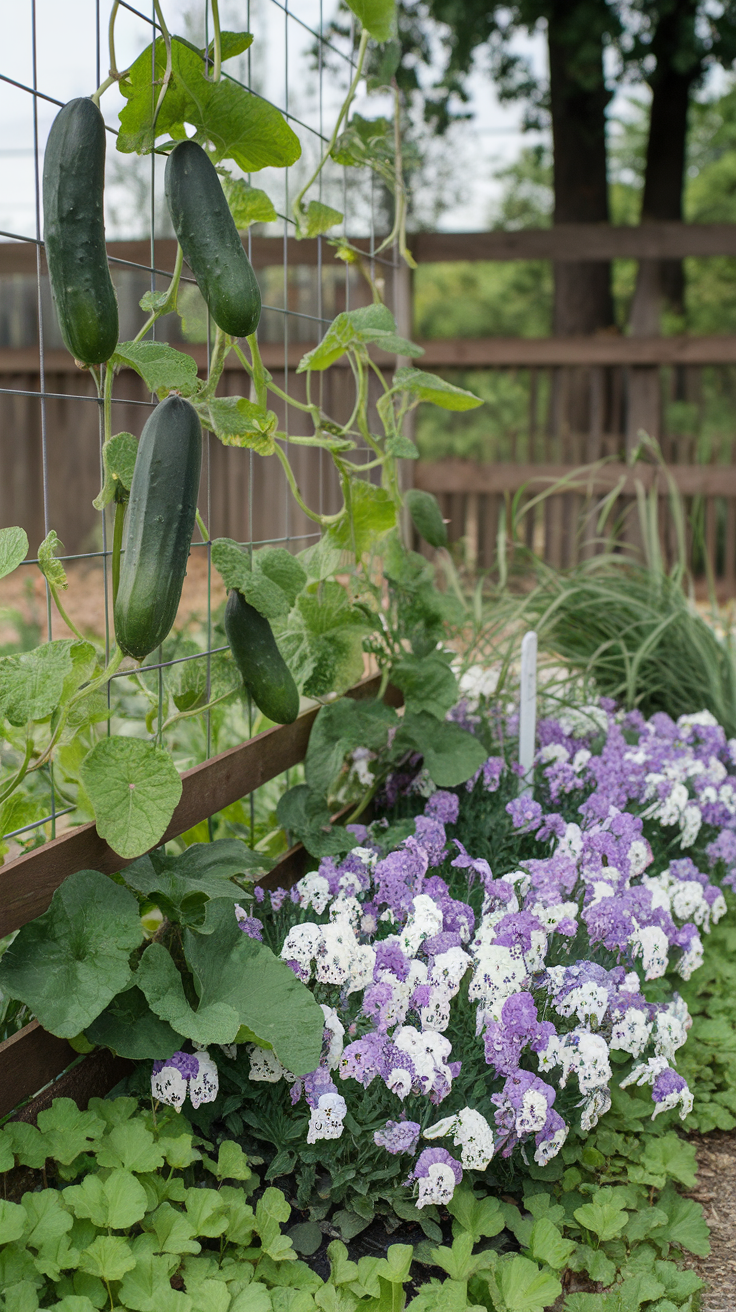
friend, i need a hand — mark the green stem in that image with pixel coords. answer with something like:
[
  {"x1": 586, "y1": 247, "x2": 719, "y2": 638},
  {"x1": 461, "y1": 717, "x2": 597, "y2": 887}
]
[
  {"x1": 272, "y1": 443, "x2": 344, "y2": 526},
  {"x1": 202, "y1": 326, "x2": 232, "y2": 398},
  {"x1": 245, "y1": 334, "x2": 268, "y2": 410},
  {"x1": 160, "y1": 685, "x2": 235, "y2": 734},
  {"x1": 133, "y1": 243, "x2": 184, "y2": 343},
  {"x1": 292, "y1": 29, "x2": 370, "y2": 220},
  {"x1": 196, "y1": 509, "x2": 210, "y2": 543},
  {"x1": 233, "y1": 341, "x2": 321, "y2": 422},
  {"x1": 49, "y1": 584, "x2": 87, "y2": 643},
  {"x1": 152, "y1": 0, "x2": 173, "y2": 130},
  {"x1": 108, "y1": 0, "x2": 121, "y2": 78},
  {"x1": 210, "y1": 0, "x2": 222, "y2": 81},
  {"x1": 91, "y1": 73, "x2": 117, "y2": 106},
  {"x1": 0, "y1": 738, "x2": 34, "y2": 808},
  {"x1": 112, "y1": 499, "x2": 125, "y2": 607}
]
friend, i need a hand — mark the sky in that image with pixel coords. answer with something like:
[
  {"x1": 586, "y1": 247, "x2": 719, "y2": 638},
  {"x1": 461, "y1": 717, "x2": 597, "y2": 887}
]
[{"x1": 0, "y1": 0, "x2": 729, "y2": 243}]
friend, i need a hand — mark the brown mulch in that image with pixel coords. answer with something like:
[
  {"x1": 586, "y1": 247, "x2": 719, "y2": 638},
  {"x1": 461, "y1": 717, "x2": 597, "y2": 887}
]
[{"x1": 682, "y1": 1133, "x2": 736, "y2": 1311}]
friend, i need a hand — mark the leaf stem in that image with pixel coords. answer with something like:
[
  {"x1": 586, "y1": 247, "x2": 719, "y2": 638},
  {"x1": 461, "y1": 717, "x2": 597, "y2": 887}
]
[
  {"x1": 152, "y1": 0, "x2": 173, "y2": 130},
  {"x1": 112, "y1": 499, "x2": 126, "y2": 607},
  {"x1": 159, "y1": 685, "x2": 237, "y2": 734},
  {"x1": 245, "y1": 334, "x2": 268, "y2": 410},
  {"x1": 48, "y1": 583, "x2": 87, "y2": 644},
  {"x1": 202, "y1": 326, "x2": 233, "y2": 398},
  {"x1": 108, "y1": 0, "x2": 121, "y2": 78},
  {"x1": 292, "y1": 29, "x2": 370, "y2": 221},
  {"x1": 210, "y1": 0, "x2": 222, "y2": 82},
  {"x1": 196, "y1": 509, "x2": 210, "y2": 543},
  {"x1": 272, "y1": 443, "x2": 344, "y2": 526},
  {"x1": 0, "y1": 738, "x2": 34, "y2": 808},
  {"x1": 133, "y1": 243, "x2": 184, "y2": 343}
]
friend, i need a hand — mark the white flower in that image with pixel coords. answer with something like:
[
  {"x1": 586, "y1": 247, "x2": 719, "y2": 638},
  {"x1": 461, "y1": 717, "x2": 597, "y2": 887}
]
[
  {"x1": 669, "y1": 880, "x2": 708, "y2": 925},
  {"x1": 557, "y1": 704, "x2": 609, "y2": 738},
  {"x1": 458, "y1": 663, "x2": 499, "y2": 708},
  {"x1": 307, "y1": 1092, "x2": 347, "y2": 1143},
  {"x1": 680, "y1": 804, "x2": 702, "y2": 848},
  {"x1": 399, "y1": 895, "x2": 444, "y2": 957},
  {"x1": 571, "y1": 749, "x2": 592, "y2": 775},
  {"x1": 628, "y1": 839, "x2": 652, "y2": 876},
  {"x1": 248, "y1": 1046, "x2": 293, "y2": 1083},
  {"x1": 654, "y1": 1001, "x2": 690, "y2": 1062},
  {"x1": 296, "y1": 873, "x2": 332, "y2": 915},
  {"x1": 151, "y1": 1064, "x2": 187, "y2": 1112},
  {"x1": 420, "y1": 989, "x2": 452, "y2": 1033},
  {"x1": 429, "y1": 947, "x2": 472, "y2": 992},
  {"x1": 280, "y1": 923, "x2": 322, "y2": 979},
  {"x1": 556, "y1": 822, "x2": 583, "y2": 860},
  {"x1": 346, "y1": 944, "x2": 377, "y2": 995},
  {"x1": 531, "y1": 901, "x2": 578, "y2": 933},
  {"x1": 610, "y1": 1007, "x2": 652, "y2": 1057},
  {"x1": 188, "y1": 1051, "x2": 219, "y2": 1109},
  {"x1": 539, "y1": 1030, "x2": 612, "y2": 1093},
  {"x1": 538, "y1": 743, "x2": 570, "y2": 765},
  {"x1": 315, "y1": 923, "x2": 356, "y2": 985},
  {"x1": 534, "y1": 1122, "x2": 568, "y2": 1166},
  {"x1": 554, "y1": 982, "x2": 609, "y2": 1027},
  {"x1": 321, "y1": 1005, "x2": 345, "y2": 1069},
  {"x1": 425, "y1": 1107, "x2": 494, "y2": 1170},
  {"x1": 580, "y1": 1087, "x2": 611, "y2": 1133},
  {"x1": 628, "y1": 925, "x2": 669, "y2": 980},
  {"x1": 620, "y1": 1055, "x2": 668, "y2": 1089},
  {"x1": 517, "y1": 1089, "x2": 549, "y2": 1134},
  {"x1": 676, "y1": 932, "x2": 704, "y2": 981},
  {"x1": 417, "y1": 1163, "x2": 458, "y2": 1208},
  {"x1": 468, "y1": 944, "x2": 528, "y2": 1019}
]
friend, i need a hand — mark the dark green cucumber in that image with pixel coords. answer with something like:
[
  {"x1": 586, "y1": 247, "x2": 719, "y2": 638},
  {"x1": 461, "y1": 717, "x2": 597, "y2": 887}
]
[
  {"x1": 165, "y1": 140, "x2": 261, "y2": 338},
  {"x1": 114, "y1": 396, "x2": 202, "y2": 662},
  {"x1": 406, "y1": 488, "x2": 448, "y2": 549},
  {"x1": 42, "y1": 98, "x2": 118, "y2": 365},
  {"x1": 225, "y1": 589, "x2": 299, "y2": 725}
]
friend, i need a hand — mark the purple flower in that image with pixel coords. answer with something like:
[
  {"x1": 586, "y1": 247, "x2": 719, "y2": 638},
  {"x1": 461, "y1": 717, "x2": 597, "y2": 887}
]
[
  {"x1": 424, "y1": 790, "x2": 459, "y2": 824},
  {"x1": 374, "y1": 1120, "x2": 420, "y2": 1154},
  {"x1": 506, "y1": 798, "x2": 544, "y2": 832},
  {"x1": 153, "y1": 1051, "x2": 199, "y2": 1081},
  {"x1": 237, "y1": 914, "x2": 263, "y2": 941},
  {"x1": 411, "y1": 1146, "x2": 463, "y2": 1184},
  {"x1": 339, "y1": 1034, "x2": 385, "y2": 1087},
  {"x1": 253, "y1": 886, "x2": 265, "y2": 903},
  {"x1": 151, "y1": 1050, "x2": 218, "y2": 1112},
  {"x1": 414, "y1": 816, "x2": 448, "y2": 866},
  {"x1": 451, "y1": 840, "x2": 493, "y2": 893},
  {"x1": 374, "y1": 942, "x2": 411, "y2": 981},
  {"x1": 270, "y1": 888, "x2": 288, "y2": 911}
]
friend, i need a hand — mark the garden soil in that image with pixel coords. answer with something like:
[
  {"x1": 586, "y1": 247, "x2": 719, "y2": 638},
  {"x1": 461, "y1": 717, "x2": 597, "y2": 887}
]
[{"x1": 684, "y1": 1133, "x2": 736, "y2": 1310}]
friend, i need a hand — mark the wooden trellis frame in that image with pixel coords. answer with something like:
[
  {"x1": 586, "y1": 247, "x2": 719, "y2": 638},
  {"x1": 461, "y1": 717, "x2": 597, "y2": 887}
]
[{"x1": 0, "y1": 675, "x2": 402, "y2": 1121}]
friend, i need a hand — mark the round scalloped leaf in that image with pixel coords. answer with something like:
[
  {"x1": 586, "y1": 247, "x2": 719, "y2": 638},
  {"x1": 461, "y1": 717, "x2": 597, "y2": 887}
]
[
  {"x1": 0, "y1": 871, "x2": 143, "y2": 1037},
  {"x1": 80, "y1": 737, "x2": 183, "y2": 859}
]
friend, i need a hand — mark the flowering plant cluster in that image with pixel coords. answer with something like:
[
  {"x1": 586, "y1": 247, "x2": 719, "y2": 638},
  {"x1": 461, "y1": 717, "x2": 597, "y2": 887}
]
[{"x1": 162, "y1": 694, "x2": 736, "y2": 1216}]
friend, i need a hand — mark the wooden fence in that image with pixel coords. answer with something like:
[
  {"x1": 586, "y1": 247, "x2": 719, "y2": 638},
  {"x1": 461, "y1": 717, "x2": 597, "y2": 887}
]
[{"x1": 0, "y1": 675, "x2": 402, "y2": 1121}]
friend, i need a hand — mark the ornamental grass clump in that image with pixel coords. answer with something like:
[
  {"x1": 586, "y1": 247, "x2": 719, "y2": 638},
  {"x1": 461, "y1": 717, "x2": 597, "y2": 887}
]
[{"x1": 167, "y1": 695, "x2": 736, "y2": 1222}]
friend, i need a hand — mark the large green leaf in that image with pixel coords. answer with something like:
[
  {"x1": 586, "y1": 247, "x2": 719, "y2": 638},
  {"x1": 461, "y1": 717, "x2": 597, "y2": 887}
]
[
  {"x1": 391, "y1": 710, "x2": 486, "y2": 787},
  {"x1": 276, "y1": 784, "x2": 355, "y2": 859},
  {"x1": 0, "y1": 871, "x2": 142, "y2": 1037},
  {"x1": 297, "y1": 304, "x2": 422, "y2": 372},
  {"x1": 93, "y1": 433, "x2": 139, "y2": 511},
  {"x1": 390, "y1": 652, "x2": 458, "y2": 719},
  {"x1": 0, "y1": 639, "x2": 77, "y2": 725},
  {"x1": 121, "y1": 840, "x2": 257, "y2": 928},
  {"x1": 304, "y1": 697, "x2": 397, "y2": 797},
  {"x1": 78, "y1": 1235, "x2": 137, "y2": 1282},
  {"x1": 80, "y1": 737, "x2": 183, "y2": 859},
  {"x1": 0, "y1": 526, "x2": 28, "y2": 580},
  {"x1": 222, "y1": 177, "x2": 277, "y2": 228},
  {"x1": 211, "y1": 540, "x2": 305, "y2": 619},
  {"x1": 36, "y1": 1100, "x2": 106, "y2": 1165},
  {"x1": 85, "y1": 986, "x2": 181, "y2": 1060},
  {"x1": 655, "y1": 1187, "x2": 710, "y2": 1256},
  {"x1": 345, "y1": 0, "x2": 397, "y2": 41},
  {"x1": 112, "y1": 342, "x2": 200, "y2": 399},
  {"x1": 392, "y1": 366, "x2": 483, "y2": 411},
  {"x1": 490, "y1": 1254, "x2": 562, "y2": 1312},
  {"x1": 118, "y1": 1248, "x2": 180, "y2": 1312},
  {"x1": 118, "y1": 38, "x2": 300, "y2": 171},
  {"x1": 64, "y1": 1171, "x2": 148, "y2": 1230},
  {"x1": 195, "y1": 397, "x2": 277, "y2": 456},
  {"x1": 327, "y1": 480, "x2": 396, "y2": 557},
  {"x1": 278, "y1": 581, "x2": 369, "y2": 698},
  {"x1": 136, "y1": 943, "x2": 241, "y2": 1046},
  {"x1": 184, "y1": 903, "x2": 324, "y2": 1075}
]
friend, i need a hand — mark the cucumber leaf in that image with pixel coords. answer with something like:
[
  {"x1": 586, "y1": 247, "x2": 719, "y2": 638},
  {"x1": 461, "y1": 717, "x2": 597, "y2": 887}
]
[
  {"x1": 277, "y1": 581, "x2": 369, "y2": 697},
  {"x1": 304, "y1": 696, "x2": 397, "y2": 797},
  {"x1": 93, "y1": 433, "x2": 139, "y2": 511},
  {"x1": 0, "y1": 526, "x2": 28, "y2": 580},
  {"x1": 297, "y1": 303, "x2": 422, "y2": 372},
  {"x1": 222, "y1": 177, "x2": 277, "y2": 228},
  {"x1": 121, "y1": 839, "x2": 260, "y2": 928},
  {"x1": 0, "y1": 870, "x2": 143, "y2": 1037},
  {"x1": 0, "y1": 639, "x2": 78, "y2": 726},
  {"x1": 390, "y1": 651, "x2": 458, "y2": 719},
  {"x1": 80, "y1": 737, "x2": 183, "y2": 859},
  {"x1": 327, "y1": 480, "x2": 396, "y2": 557},
  {"x1": 392, "y1": 366, "x2": 483, "y2": 411},
  {"x1": 112, "y1": 341, "x2": 200, "y2": 399},
  {"x1": 195, "y1": 396, "x2": 277, "y2": 456},
  {"x1": 391, "y1": 710, "x2": 487, "y2": 787},
  {"x1": 184, "y1": 902, "x2": 324, "y2": 1075},
  {"x1": 37, "y1": 530, "x2": 68, "y2": 590},
  {"x1": 211, "y1": 539, "x2": 304, "y2": 619},
  {"x1": 345, "y1": 0, "x2": 397, "y2": 41},
  {"x1": 295, "y1": 200, "x2": 343, "y2": 239}
]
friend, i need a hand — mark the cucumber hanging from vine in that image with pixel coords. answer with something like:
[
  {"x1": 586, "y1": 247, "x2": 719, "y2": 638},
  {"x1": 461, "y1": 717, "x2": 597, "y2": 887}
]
[
  {"x1": 225, "y1": 588, "x2": 300, "y2": 725},
  {"x1": 114, "y1": 396, "x2": 202, "y2": 663},
  {"x1": 43, "y1": 98, "x2": 119, "y2": 366},
  {"x1": 165, "y1": 140, "x2": 262, "y2": 339}
]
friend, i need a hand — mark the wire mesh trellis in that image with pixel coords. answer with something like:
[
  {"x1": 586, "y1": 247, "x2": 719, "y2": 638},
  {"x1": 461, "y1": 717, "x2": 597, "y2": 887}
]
[{"x1": 0, "y1": 0, "x2": 405, "y2": 857}]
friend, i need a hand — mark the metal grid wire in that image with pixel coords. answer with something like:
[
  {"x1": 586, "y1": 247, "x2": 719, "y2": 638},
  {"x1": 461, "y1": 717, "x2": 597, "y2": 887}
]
[{"x1": 0, "y1": 0, "x2": 402, "y2": 852}]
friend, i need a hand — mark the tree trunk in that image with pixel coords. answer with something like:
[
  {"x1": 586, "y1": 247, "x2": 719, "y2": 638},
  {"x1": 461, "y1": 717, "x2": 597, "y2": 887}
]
[{"x1": 547, "y1": 3, "x2": 614, "y2": 337}]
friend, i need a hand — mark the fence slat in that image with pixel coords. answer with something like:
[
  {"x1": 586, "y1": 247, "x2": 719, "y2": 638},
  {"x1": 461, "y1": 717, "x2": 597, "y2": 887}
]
[
  {"x1": 0, "y1": 676, "x2": 401, "y2": 939},
  {"x1": 414, "y1": 461, "x2": 736, "y2": 498}
]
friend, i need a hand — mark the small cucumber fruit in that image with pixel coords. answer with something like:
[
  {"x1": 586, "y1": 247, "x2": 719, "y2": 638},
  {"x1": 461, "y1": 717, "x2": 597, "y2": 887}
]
[
  {"x1": 165, "y1": 140, "x2": 261, "y2": 338},
  {"x1": 225, "y1": 588, "x2": 300, "y2": 725},
  {"x1": 43, "y1": 98, "x2": 119, "y2": 365},
  {"x1": 406, "y1": 488, "x2": 448, "y2": 549},
  {"x1": 114, "y1": 396, "x2": 202, "y2": 662}
]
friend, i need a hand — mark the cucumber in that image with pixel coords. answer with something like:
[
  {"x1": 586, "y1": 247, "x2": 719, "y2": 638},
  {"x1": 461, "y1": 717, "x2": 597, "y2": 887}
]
[
  {"x1": 225, "y1": 589, "x2": 300, "y2": 725},
  {"x1": 165, "y1": 140, "x2": 261, "y2": 339},
  {"x1": 406, "y1": 489, "x2": 448, "y2": 549},
  {"x1": 114, "y1": 396, "x2": 202, "y2": 662},
  {"x1": 42, "y1": 98, "x2": 118, "y2": 365}
]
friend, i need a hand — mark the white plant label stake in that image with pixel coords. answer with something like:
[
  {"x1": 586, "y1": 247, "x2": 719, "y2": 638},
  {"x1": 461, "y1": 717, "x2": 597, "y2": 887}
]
[{"x1": 519, "y1": 630, "x2": 537, "y2": 797}]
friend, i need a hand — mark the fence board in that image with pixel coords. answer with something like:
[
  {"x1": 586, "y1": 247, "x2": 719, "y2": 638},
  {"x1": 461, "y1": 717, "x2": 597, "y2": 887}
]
[{"x1": 415, "y1": 460, "x2": 736, "y2": 498}]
